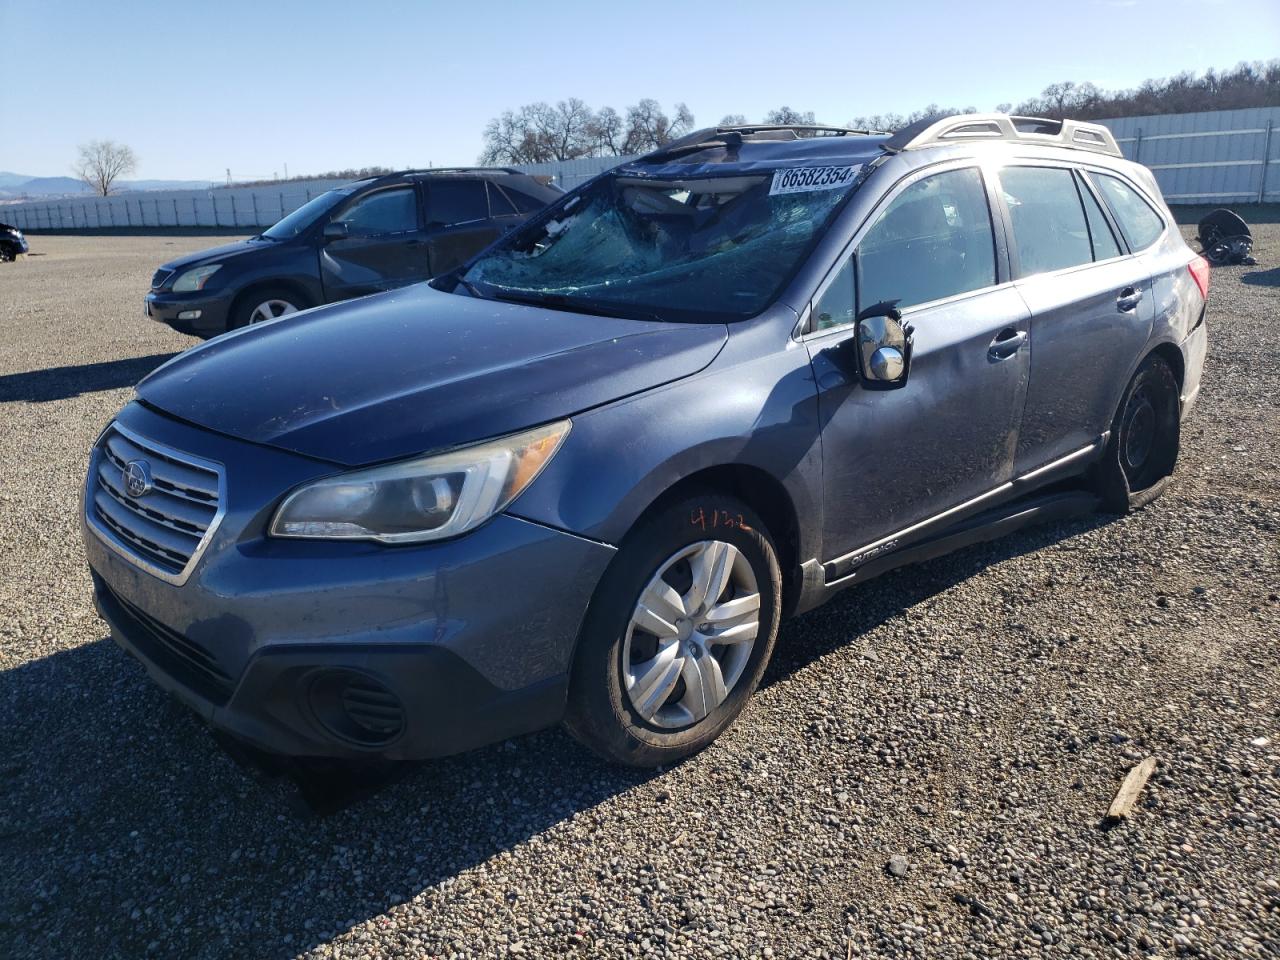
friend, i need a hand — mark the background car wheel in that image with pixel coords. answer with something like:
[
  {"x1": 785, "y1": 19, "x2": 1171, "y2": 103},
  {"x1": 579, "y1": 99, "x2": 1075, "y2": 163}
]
[
  {"x1": 564, "y1": 493, "x2": 781, "y2": 768},
  {"x1": 229, "y1": 287, "x2": 307, "y2": 330},
  {"x1": 0, "y1": 246, "x2": 14, "y2": 263},
  {"x1": 1094, "y1": 354, "x2": 1181, "y2": 512}
]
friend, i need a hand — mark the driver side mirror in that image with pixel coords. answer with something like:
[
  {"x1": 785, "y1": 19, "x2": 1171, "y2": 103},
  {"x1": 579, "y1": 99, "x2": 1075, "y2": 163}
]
[
  {"x1": 854, "y1": 300, "x2": 913, "y2": 389},
  {"x1": 322, "y1": 221, "x2": 349, "y2": 241}
]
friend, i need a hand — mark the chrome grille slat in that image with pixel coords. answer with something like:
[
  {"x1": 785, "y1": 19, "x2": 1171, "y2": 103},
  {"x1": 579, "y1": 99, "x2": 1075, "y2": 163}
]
[
  {"x1": 96, "y1": 461, "x2": 214, "y2": 533},
  {"x1": 86, "y1": 424, "x2": 226, "y2": 585},
  {"x1": 104, "y1": 433, "x2": 219, "y2": 499}
]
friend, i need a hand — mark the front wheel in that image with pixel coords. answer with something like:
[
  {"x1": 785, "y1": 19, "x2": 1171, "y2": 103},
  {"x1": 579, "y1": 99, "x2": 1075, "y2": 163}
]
[
  {"x1": 564, "y1": 494, "x2": 781, "y2": 768},
  {"x1": 229, "y1": 287, "x2": 307, "y2": 330},
  {"x1": 1094, "y1": 354, "x2": 1181, "y2": 512}
]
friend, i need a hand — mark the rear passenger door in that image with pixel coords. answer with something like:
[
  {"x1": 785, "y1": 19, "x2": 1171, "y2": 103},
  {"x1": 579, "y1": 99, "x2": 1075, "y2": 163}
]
[
  {"x1": 805, "y1": 163, "x2": 1032, "y2": 561},
  {"x1": 997, "y1": 164, "x2": 1155, "y2": 475},
  {"x1": 423, "y1": 178, "x2": 503, "y2": 276}
]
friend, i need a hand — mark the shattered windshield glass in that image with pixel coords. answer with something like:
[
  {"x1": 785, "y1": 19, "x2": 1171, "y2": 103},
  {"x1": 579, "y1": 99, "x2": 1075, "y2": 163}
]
[{"x1": 460, "y1": 168, "x2": 858, "y2": 322}]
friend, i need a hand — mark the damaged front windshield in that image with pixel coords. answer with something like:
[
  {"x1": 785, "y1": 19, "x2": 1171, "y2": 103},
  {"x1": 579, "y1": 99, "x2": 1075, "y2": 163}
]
[{"x1": 459, "y1": 167, "x2": 860, "y2": 322}]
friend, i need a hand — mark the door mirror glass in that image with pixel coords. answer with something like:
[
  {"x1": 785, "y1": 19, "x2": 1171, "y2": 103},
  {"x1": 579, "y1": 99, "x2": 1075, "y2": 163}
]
[
  {"x1": 322, "y1": 221, "x2": 349, "y2": 241},
  {"x1": 855, "y1": 303, "x2": 912, "y2": 388}
]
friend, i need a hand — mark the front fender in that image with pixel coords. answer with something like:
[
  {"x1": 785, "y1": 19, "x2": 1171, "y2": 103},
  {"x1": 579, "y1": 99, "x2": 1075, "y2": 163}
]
[{"x1": 508, "y1": 326, "x2": 824, "y2": 564}]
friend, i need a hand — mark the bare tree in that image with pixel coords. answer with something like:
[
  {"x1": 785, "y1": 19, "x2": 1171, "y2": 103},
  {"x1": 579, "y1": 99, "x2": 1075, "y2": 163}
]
[
  {"x1": 587, "y1": 106, "x2": 626, "y2": 155},
  {"x1": 74, "y1": 140, "x2": 138, "y2": 196},
  {"x1": 764, "y1": 106, "x2": 816, "y2": 125},
  {"x1": 719, "y1": 114, "x2": 747, "y2": 126},
  {"x1": 622, "y1": 100, "x2": 695, "y2": 153}
]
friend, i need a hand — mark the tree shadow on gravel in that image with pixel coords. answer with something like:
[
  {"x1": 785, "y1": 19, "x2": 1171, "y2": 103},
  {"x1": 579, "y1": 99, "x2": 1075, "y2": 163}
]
[
  {"x1": 0, "y1": 511, "x2": 1113, "y2": 959},
  {"x1": 0, "y1": 352, "x2": 178, "y2": 403}
]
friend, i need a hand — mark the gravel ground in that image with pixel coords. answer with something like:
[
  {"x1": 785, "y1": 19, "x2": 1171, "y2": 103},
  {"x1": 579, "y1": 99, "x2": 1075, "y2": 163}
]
[{"x1": 0, "y1": 231, "x2": 1277, "y2": 959}]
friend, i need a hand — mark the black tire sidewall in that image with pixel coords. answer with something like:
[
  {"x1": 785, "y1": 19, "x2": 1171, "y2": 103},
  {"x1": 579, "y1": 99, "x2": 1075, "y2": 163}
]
[
  {"x1": 565, "y1": 493, "x2": 782, "y2": 766},
  {"x1": 1097, "y1": 355, "x2": 1180, "y2": 512}
]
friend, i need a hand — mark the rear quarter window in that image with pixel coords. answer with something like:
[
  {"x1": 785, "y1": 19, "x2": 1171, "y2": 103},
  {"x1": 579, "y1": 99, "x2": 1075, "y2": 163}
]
[{"x1": 1090, "y1": 173, "x2": 1165, "y2": 251}]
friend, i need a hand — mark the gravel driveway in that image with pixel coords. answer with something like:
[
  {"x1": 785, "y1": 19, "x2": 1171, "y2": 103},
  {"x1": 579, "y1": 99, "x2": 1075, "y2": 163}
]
[{"x1": 0, "y1": 231, "x2": 1276, "y2": 959}]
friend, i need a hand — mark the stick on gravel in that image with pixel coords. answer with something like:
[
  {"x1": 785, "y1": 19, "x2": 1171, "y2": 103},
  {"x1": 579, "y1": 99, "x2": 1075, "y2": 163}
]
[{"x1": 1107, "y1": 757, "x2": 1157, "y2": 822}]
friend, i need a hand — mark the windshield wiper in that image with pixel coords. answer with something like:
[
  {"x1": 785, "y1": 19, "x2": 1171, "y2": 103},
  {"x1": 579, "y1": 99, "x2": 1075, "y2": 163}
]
[
  {"x1": 455, "y1": 276, "x2": 485, "y2": 298},
  {"x1": 487, "y1": 288, "x2": 666, "y2": 324}
]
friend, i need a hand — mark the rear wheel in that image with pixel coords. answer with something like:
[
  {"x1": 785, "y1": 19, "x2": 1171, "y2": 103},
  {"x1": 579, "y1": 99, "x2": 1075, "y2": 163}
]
[
  {"x1": 1094, "y1": 355, "x2": 1180, "y2": 512},
  {"x1": 229, "y1": 287, "x2": 307, "y2": 330},
  {"x1": 564, "y1": 494, "x2": 781, "y2": 767}
]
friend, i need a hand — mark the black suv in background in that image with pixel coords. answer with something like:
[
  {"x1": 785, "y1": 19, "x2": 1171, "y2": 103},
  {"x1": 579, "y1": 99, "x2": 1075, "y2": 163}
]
[{"x1": 145, "y1": 169, "x2": 561, "y2": 337}]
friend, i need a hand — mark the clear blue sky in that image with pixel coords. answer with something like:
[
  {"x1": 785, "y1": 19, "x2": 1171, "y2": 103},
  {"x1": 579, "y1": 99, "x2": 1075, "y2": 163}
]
[{"x1": 1, "y1": 0, "x2": 1276, "y2": 180}]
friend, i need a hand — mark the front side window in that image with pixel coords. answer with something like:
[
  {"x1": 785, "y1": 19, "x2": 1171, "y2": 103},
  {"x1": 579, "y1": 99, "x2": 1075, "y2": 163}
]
[
  {"x1": 462, "y1": 167, "x2": 860, "y2": 323},
  {"x1": 262, "y1": 189, "x2": 350, "y2": 239},
  {"x1": 1090, "y1": 173, "x2": 1165, "y2": 251},
  {"x1": 338, "y1": 187, "x2": 417, "y2": 236},
  {"x1": 853, "y1": 166, "x2": 996, "y2": 314},
  {"x1": 428, "y1": 180, "x2": 490, "y2": 226},
  {"x1": 1001, "y1": 166, "x2": 1094, "y2": 276}
]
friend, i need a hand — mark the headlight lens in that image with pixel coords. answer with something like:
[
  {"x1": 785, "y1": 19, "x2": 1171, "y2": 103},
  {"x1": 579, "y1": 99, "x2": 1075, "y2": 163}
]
[
  {"x1": 270, "y1": 419, "x2": 571, "y2": 543},
  {"x1": 171, "y1": 264, "x2": 222, "y2": 292}
]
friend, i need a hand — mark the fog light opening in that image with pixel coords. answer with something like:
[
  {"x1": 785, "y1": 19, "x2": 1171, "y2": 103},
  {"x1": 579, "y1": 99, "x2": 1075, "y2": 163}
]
[
  {"x1": 307, "y1": 669, "x2": 406, "y2": 747},
  {"x1": 176, "y1": 310, "x2": 202, "y2": 321}
]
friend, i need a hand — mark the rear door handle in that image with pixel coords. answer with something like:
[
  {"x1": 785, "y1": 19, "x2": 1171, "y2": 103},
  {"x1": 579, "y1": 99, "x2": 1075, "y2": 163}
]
[
  {"x1": 988, "y1": 328, "x2": 1028, "y2": 360},
  {"x1": 1116, "y1": 286, "x2": 1143, "y2": 312}
]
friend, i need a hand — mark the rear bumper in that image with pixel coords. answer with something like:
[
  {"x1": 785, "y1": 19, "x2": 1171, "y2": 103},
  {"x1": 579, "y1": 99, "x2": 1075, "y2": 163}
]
[
  {"x1": 1179, "y1": 312, "x2": 1208, "y2": 420},
  {"x1": 145, "y1": 290, "x2": 232, "y2": 337}
]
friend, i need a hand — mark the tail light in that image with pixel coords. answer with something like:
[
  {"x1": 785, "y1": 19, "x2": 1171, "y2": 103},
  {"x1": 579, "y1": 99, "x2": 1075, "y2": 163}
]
[{"x1": 1188, "y1": 255, "x2": 1211, "y2": 302}]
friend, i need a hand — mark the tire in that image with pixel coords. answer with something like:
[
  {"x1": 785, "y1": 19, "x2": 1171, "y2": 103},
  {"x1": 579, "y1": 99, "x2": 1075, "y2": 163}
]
[
  {"x1": 564, "y1": 493, "x2": 782, "y2": 768},
  {"x1": 229, "y1": 286, "x2": 307, "y2": 330},
  {"x1": 0, "y1": 246, "x2": 14, "y2": 263},
  {"x1": 1094, "y1": 354, "x2": 1181, "y2": 513}
]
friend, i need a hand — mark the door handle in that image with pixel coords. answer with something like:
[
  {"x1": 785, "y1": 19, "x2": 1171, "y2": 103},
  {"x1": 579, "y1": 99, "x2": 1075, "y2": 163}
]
[
  {"x1": 1116, "y1": 286, "x2": 1143, "y2": 312},
  {"x1": 988, "y1": 328, "x2": 1027, "y2": 360}
]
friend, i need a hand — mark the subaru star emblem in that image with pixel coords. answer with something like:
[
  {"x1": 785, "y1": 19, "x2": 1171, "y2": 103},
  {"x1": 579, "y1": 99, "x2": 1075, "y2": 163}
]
[{"x1": 123, "y1": 459, "x2": 153, "y2": 498}]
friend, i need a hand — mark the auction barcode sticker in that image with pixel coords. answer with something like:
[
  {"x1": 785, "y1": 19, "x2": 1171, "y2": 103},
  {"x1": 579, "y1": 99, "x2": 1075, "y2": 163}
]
[{"x1": 769, "y1": 165, "x2": 861, "y2": 196}]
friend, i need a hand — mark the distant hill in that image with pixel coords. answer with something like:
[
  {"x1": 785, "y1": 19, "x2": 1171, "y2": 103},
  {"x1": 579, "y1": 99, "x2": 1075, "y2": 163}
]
[{"x1": 0, "y1": 172, "x2": 216, "y2": 200}]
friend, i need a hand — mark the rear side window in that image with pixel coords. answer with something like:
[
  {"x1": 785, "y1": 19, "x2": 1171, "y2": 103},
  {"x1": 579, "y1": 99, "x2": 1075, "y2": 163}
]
[
  {"x1": 501, "y1": 183, "x2": 552, "y2": 214},
  {"x1": 487, "y1": 182, "x2": 519, "y2": 217},
  {"x1": 428, "y1": 180, "x2": 490, "y2": 226},
  {"x1": 1090, "y1": 173, "x2": 1165, "y2": 250},
  {"x1": 1078, "y1": 178, "x2": 1122, "y2": 261},
  {"x1": 852, "y1": 166, "x2": 996, "y2": 313},
  {"x1": 1000, "y1": 166, "x2": 1092, "y2": 276},
  {"x1": 339, "y1": 187, "x2": 418, "y2": 236}
]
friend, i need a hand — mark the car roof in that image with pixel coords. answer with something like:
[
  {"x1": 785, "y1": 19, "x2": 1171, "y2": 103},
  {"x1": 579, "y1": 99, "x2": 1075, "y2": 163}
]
[{"x1": 619, "y1": 127, "x2": 891, "y2": 179}]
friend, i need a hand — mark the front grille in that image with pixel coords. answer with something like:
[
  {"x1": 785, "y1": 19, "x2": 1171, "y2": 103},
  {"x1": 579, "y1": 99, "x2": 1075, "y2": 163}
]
[
  {"x1": 151, "y1": 268, "x2": 174, "y2": 289},
  {"x1": 100, "y1": 579, "x2": 234, "y2": 705},
  {"x1": 87, "y1": 424, "x2": 224, "y2": 584}
]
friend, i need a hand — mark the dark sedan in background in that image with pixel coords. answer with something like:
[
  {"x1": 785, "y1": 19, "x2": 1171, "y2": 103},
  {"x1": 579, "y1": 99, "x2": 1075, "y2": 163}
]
[
  {"x1": 144, "y1": 168, "x2": 561, "y2": 337},
  {"x1": 0, "y1": 220, "x2": 29, "y2": 261}
]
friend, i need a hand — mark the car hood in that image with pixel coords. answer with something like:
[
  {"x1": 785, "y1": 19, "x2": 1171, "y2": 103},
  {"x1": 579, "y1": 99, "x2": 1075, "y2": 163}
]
[
  {"x1": 136, "y1": 284, "x2": 728, "y2": 466},
  {"x1": 160, "y1": 239, "x2": 268, "y2": 273}
]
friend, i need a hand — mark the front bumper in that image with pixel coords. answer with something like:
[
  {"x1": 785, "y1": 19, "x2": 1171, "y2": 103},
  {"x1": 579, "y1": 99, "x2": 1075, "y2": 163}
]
[
  {"x1": 145, "y1": 290, "x2": 232, "y2": 337},
  {"x1": 83, "y1": 403, "x2": 616, "y2": 760}
]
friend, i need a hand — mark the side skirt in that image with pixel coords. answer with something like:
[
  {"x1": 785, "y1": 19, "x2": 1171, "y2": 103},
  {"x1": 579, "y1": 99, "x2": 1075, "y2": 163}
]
[{"x1": 793, "y1": 485, "x2": 1101, "y2": 615}]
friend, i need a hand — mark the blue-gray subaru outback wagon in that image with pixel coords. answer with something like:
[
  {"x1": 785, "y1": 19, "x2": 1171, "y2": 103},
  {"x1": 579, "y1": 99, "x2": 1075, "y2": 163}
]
[{"x1": 83, "y1": 115, "x2": 1209, "y2": 768}]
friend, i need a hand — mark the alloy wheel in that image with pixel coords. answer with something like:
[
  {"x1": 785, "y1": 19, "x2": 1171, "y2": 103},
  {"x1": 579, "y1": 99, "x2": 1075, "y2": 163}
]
[
  {"x1": 248, "y1": 299, "x2": 298, "y2": 324},
  {"x1": 622, "y1": 540, "x2": 761, "y2": 729}
]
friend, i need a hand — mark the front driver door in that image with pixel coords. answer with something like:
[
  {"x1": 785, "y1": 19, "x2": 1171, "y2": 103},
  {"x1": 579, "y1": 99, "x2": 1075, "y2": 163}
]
[
  {"x1": 320, "y1": 184, "x2": 428, "y2": 301},
  {"x1": 805, "y1": 164, "x2": 1031, "y2": 567}
]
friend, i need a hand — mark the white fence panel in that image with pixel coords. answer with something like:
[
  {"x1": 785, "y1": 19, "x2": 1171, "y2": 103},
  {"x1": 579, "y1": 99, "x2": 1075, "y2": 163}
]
[{"x1": 5, "y1": 108, "x2": 1276, "y2": 231}]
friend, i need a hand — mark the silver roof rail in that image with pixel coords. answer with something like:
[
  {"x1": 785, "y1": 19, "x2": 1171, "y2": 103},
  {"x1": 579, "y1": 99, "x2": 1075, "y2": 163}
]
[{"x1": 883, "y1": 113, "x2": 1123, "y2": 158}]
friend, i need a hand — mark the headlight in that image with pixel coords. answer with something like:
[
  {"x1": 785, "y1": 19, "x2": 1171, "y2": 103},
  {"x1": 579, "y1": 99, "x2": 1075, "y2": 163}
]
[
  {"x1": 270, "y1": 420, "x2": 571, "y2": 543},
  {"x1": 171, "y1": 264, "x2": 222, "y2": 292}
]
